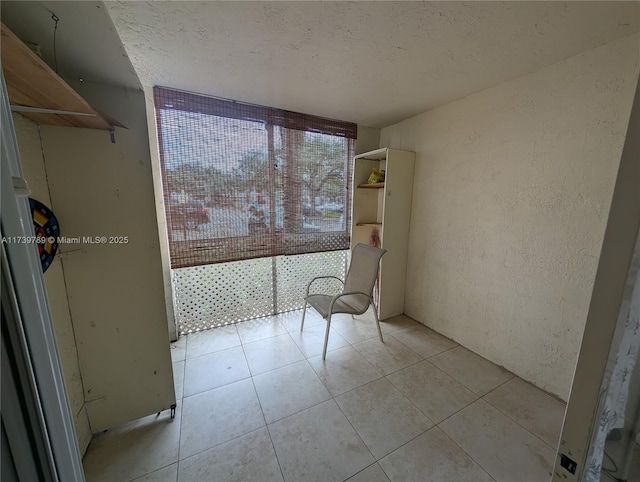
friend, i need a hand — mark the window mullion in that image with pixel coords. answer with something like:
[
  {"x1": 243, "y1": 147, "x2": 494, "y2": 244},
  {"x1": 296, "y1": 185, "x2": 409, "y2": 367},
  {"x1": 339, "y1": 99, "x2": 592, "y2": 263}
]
[
  {"x1": 266, "y1": 123, "x2": 277, "y2": 237},
  {"x1": 267, "y1": 123, "x2": 278, "y2": 315}
]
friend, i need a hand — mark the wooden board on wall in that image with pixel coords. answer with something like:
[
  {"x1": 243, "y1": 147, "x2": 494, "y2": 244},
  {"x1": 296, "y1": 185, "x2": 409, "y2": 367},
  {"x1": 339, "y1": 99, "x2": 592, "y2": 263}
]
[{"x1": 1, "y1": 22, "x2": 111, "y2": 130}]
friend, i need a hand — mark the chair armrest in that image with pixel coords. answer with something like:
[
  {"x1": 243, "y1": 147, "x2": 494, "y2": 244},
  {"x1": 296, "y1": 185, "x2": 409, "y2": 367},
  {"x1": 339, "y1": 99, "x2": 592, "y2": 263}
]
[
  {"x1": 306, "y1": 276, "x2": 344, "y2": 296},
  {"x1": 328, "y1": 291, "x2": 372, "y2": 313}
]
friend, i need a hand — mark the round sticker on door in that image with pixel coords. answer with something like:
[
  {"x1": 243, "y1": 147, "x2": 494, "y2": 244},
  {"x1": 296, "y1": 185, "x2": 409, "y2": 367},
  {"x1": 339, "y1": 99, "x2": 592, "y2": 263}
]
[{"x1": 29, "y1": 198, "x2": 60, "y2": 273}]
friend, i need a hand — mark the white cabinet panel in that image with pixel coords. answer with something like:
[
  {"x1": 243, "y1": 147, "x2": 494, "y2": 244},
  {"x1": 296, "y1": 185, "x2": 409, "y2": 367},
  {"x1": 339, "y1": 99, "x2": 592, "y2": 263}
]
[{"x1": 39, "y1": 87, "x2": 174, "y2": 432}]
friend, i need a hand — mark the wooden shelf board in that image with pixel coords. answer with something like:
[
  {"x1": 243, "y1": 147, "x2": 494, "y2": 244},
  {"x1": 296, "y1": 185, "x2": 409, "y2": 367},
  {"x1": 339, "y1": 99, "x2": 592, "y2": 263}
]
[
  {"x1": 357, "y1": 182, "x2": 385, "y2": 189},
  {"x1": 355, "y1": 148, "x2": 388, "y2": 161},
  {"x1": 1, "y1": 23, "x2": 112, "y2": 130},
  {"x1": 356, "y1": 222, "x2": 382, "y2": 227}
]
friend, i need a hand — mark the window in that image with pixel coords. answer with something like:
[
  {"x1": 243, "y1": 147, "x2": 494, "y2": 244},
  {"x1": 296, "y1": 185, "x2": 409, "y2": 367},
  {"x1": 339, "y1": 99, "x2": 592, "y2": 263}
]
[{"x1": 153, "y1": 87, "x2": 356, "y2": 268}]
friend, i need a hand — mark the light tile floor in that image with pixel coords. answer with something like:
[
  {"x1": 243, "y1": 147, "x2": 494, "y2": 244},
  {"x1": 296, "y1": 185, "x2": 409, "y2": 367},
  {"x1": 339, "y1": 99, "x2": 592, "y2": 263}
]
[{"x1": 83, "y1": 310, "x2": 567, "y2": 482}]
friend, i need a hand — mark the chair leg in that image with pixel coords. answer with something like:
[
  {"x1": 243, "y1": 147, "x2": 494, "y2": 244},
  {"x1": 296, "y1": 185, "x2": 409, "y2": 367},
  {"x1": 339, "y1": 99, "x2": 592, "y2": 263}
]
[
  {"x1": 300, "y1": 301, "x2": 308, "y2": 331},
  {"x1": 322, "y1": 313, "x2": 332, "y2": 361},
  {"x1": 372, "y1": 303, "x2": 384, "y2": 343}
]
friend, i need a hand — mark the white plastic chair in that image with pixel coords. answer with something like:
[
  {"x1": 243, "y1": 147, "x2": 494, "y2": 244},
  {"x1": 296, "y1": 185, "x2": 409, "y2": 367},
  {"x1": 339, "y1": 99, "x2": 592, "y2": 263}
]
[{"x1": 300, "y1": 243, "x2": 387, "y2": 360}]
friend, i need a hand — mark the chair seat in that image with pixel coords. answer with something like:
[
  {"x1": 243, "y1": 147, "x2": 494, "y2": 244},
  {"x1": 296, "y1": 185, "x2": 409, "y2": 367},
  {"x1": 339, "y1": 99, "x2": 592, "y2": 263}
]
[{"x1": 306, "y1": 293, "x2": 370, "y2": 318}]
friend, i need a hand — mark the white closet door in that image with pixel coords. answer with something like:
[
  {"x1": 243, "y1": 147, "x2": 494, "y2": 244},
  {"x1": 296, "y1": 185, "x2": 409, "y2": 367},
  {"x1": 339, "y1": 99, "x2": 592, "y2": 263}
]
[{"x1": 38, "y1": 86, "x2": 175, "y2": 432}]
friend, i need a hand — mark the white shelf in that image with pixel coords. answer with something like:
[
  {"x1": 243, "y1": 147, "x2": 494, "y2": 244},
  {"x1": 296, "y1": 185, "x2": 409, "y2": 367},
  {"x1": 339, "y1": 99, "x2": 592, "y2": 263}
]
[
  {"x1": 350, "y1": 148, "x2": 415, "y2": 320},
  {"x1": 357, "y1": 182, "x2": 385, "y2": 189}
]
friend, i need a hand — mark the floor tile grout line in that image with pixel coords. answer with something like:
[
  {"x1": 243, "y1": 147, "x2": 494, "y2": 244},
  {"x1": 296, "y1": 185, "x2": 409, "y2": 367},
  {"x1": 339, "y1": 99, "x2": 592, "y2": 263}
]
[
  {"x1": 243, "y1": 333, "x2": 305, "y2": 377},
  {"x1": 237, "y1": 340, "x2": 287, "y2": 482},
  {"x1": 434, "y1": 415, "x2": 499, "y2": 482},
  {"x1": 434, "y1": 395, "x2": 487, "y2": 428},
  {"x1": 433, "y1": 397, "x2": 522, "y2": 482},
  {"x1": 259, "y1": 354, "x2": 308, "y2": 377},
  {"x1": 263, "y1": 424, "x2": 287, "y2": 482},
  {"x1": 320, "y1": 353, "x2": 438, "y2": 462},
  {"x1": 243, "y1": 333, "x2": 305, "y2": 376},
  {"x1": 181, "y1": 338, "x2": 323, "y2": 403},
  {"x1": 378, "y1": 331, "x2": 429, "y2": 360},
  {"x1": 125, "y1": 460, "x2": 178, "y2": 482},
  {"x1": 425, "y1": 399, "x2": 501, "y2": 482},
  {"x1": 348, "y1": 321, "x2": 437, "y2": 357},
  {"x1": 245, "y1": 352, "x2": 307, "y2": 379},
  {"x1": 238, "y1": 340, "x2": 268, "y2": 427},
  {"x1": 382, "y1": 355, "x2": 430, "y2": 376},
  {"x1": 480, "y1": 382, "x2": 562, "y2": 453},
  {"x1": 381, "y1": 327, "x2": 454, "y2": 357},
  {"x1": 171, "y1": 359, "x2": 187, "y2": 401},
  {"x1": 480, "y1": 373, "x2": 516, "y2": 398},
  {"x1": 372, "y1": 424, "x2": 436, "y2": 463},
  {"x1": 422, "y1": 342, "x2": 459, "y2": 360},
  {"x1": 255, "y1": 355, "x2": 381, "y2": 427},
  {"x1": 302, "y1": 343, "x2": 399, "y2": 463},
  {"x1": 310, "y1": 321, "x2": 409, "y2": 359},
  {"x1": 343, "y1": 461, "x2": 387, "y2": 482},
  {"x1": 175, "y1": 356, "x2": 187, "y2": 471},
  {"x1": 181, "y1": 323, "x2": 270, "y2": 369},
  {"x1": 370, "y1": 423, "x2": 498, "y2": 482},
  {"x1": 257, "y1": 358, "x2": 332, "y2": 425},
  {"x1": 384, "y1": 357, "x2": 480, "y2": 406},
  {"x1": 330, "y1": 396, "x2": 378, "y2": 470},
  {"x1": 333, "y1": 376, "x2": 438, "y2": 461},
  {"x1": 265, "y1": 396, "x2": 372, "y2": 480},
  {"x1": 181, "y1": 373, "x2": 253, "y2": 400},
  {"x1": 262, "y1": 396, "x2": 331, "y2": 426},
  {"x1": 182, "y1": 341, "x2": 244, "y2": 362},
  {"x1": 240, "y1": 330, "x2": 293, "y2": 348},
  {"x1": 176, "y1": 426, "x2": 268, "y2": 466},
  {"x1": 399, "y1": 386, "x2": 469, "y2": 431},
  {"x1": 178, "y1": 328, "x2": 282, "y2": 463},
  {"x1": 237, "y1": 319, "x2": 289, "y2": 346},
  {"x1": 333, "y1": 364, "x2": 415, "y2": 401},
  {"x1": 304, "y1": 323, "x2": 480, "y2": 445},
  {"x1": 306, "y1": 347, "x2": 386, "y2": 397},
  {"x1": 350, "y1": 353, "x2": 427, "y2": 378},
  {"x1": 419, "y1": 351, "x2": 515, "y2": 398}
]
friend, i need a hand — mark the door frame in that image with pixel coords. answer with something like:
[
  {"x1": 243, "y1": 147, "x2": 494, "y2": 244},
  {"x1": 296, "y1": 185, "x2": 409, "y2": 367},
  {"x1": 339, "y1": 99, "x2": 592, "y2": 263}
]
[
  {"x1": 1, "y1": 69, "x2": 85, "y2": 481},
  {"x1": 553, "y1": 73, "x2": 640, "y2": 481}
]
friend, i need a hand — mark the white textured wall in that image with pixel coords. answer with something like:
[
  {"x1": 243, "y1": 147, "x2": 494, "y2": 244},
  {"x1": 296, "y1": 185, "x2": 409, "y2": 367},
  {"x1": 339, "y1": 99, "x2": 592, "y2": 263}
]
[
  {"x1": 13, "y1": 113, "x2": 92, "y2": 455},
  {"x1": 355, "y1": 126, "x2": 381, "y2": 155},
  {"x1": 380, "y1": 34, "x2": 640, "y2": 400}
]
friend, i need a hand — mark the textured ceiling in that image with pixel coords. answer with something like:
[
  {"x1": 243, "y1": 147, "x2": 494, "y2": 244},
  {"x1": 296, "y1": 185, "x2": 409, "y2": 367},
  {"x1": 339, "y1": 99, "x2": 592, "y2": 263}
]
[
  {"x1": 3, "y1": 2, "x2": 639, "y2": 128},
  {"x1": 106, "y1": 1, "x2": 639, "y2": 127}
]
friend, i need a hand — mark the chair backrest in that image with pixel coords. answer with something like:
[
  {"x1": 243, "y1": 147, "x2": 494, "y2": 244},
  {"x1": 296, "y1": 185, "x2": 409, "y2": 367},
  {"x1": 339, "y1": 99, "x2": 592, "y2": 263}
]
[{"x1": 344, "y1": 243, "x2": 386, "y2": 297}]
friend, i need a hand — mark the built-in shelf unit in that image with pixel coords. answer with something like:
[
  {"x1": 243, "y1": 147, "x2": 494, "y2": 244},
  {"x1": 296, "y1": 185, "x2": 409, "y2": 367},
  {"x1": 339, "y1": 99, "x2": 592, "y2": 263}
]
[{"x1": 351, "y1": 147, "x2": 415, "y2": 320}]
